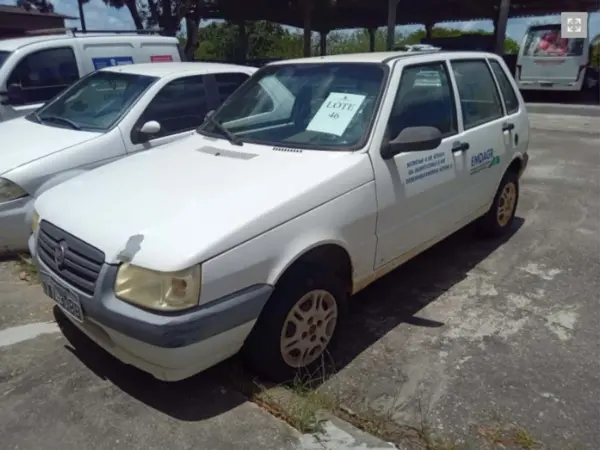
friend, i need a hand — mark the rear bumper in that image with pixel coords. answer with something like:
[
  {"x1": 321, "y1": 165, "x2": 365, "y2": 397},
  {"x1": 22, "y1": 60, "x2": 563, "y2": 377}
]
[{"x1": 517, "y1": 80, "x2": 583, "y2": 91}]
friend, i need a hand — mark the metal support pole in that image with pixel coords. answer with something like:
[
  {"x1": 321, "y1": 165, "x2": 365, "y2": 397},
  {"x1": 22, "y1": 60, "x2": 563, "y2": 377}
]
[
  {"x1": 319, "y1": 31, "x2": 328, "y2": 55},
  {"x1": 493, "y1": 0, "x2": 510, "y2": 55},
  {"x1": 386, "y1": 0, "x2": 397, "y2": 51},
  {"x1": 237, "y1": 21, "x2": 247, "y2": 64},
  {"x1": 303, "y1": 0, "x2": 313, "y2": 57},
  {"x1": 78, "y1": 0, "x2": 86, "y2": 32},
  {"x1": 368, "y1": 28, "x2": 376, "y2": 52},
  {"x1": 424, "y1": 22, "x2": 434, "y2": 40}
]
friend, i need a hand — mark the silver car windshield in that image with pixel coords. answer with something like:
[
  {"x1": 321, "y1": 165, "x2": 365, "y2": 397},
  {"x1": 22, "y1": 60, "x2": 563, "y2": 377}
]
[
  {"x1": 33, "y1": 70, "x2": 157, "y2": 132},
  {"x1": 198, "y1": 62, "x2": 387, "y2": 151}
]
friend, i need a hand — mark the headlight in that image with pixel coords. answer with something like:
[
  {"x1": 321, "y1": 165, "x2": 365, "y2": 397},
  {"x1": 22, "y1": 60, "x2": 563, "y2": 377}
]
[
  {"x1": 32, "y1": 210, "x2": 40, "y2": 233},
  {"x1": 0, "y1": 178, "x2": 27, "y2": 203},
  {"x1": 114, "y1": 263, "x2": 202, "y2": 311}
]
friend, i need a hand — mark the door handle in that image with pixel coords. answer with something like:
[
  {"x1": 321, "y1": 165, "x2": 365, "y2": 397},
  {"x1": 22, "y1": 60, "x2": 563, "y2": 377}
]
[
  {"x1": 452, "y1": 141, "x2": 469, "y2": 152},
  {"x1": 502, "y1": 122, "x2": 515, "y2": 132}
]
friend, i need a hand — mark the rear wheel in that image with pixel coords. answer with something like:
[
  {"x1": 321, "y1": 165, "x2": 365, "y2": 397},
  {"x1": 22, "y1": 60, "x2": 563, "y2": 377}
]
[
  {"x1": 242, "y1": 265, "x2": 346, "y2": 383},
  {"x1": 478, "y1": 171, "x2": 519, "y2": 237}
]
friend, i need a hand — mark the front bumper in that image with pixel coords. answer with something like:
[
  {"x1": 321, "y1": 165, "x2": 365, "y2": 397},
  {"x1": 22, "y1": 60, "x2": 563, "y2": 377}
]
[
  {"x1": 0, "y1": 196, "x2": 33, "y2": 253},
  {"x1": 30, "y1": 234, "x2": 273, "y2": 381}
]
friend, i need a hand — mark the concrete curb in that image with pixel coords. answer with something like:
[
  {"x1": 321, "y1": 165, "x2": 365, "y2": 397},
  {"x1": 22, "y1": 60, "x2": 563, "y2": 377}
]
[
  {"x1": 261, "y1": 386, "x2": 399, "y2": 449},
  {"x1": 528, "y1": 113, "x2": 599, "y2": 135}
]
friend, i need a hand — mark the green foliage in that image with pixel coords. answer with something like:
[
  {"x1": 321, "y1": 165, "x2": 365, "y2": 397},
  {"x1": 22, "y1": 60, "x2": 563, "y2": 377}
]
[{"x1": 183, "y1": 22, "x2": 520, "y2": 61}]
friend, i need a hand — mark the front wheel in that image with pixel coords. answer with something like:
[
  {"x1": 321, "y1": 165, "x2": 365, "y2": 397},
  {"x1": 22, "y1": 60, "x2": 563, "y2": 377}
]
[
  {"x1": 242, "y1": 265, "x2": 346, "y2": 383},
  {"x1": 478, "y1": 171, "x2": 520, "y2": 237}
]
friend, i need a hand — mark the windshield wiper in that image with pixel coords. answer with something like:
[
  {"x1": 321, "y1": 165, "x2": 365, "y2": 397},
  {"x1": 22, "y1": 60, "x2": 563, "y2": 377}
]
[
  {"x1": 202, "y1": 115, "x2": 242, "y2": 146},
  {"x1": 40, "y1": 115, "x2": 81, "y2": 130}
]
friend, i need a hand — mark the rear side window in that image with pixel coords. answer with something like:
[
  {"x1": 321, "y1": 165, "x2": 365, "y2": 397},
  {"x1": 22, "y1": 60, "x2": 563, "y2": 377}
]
[
  {"x1": 488, "y1": 60, "x2": 519, "y2": 115},
  {"x1": 450, "y1": 60, "x2": 503, "y2": 130},
  {"x1": 214, "y1": 72, "x2": 250, "y2": 105},
  {"x1": 7, "y1": 47, "x2": 79, "y2": 105}
]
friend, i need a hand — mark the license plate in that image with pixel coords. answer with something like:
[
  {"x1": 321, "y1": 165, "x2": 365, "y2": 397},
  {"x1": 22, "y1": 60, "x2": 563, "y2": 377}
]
[{"x1": 40, "y1": 274, "x2": 84, "y2": 322}]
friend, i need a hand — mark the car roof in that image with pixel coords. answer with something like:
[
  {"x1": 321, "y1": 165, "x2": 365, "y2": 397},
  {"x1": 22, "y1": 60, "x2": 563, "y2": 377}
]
[
  {"x1": 101, "y1": 62, "x2": 257, "y2": 78},
  {"x1": 267, "y1": 50, "x2": 500, "y2": 65},
  {"x1": 0, "y1": 33, "x2": 178, "y2": 53}
]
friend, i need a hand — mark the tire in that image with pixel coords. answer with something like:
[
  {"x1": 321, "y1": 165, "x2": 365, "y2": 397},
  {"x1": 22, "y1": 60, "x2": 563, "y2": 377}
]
[
  {"x1": 242, "y1": 264, "x2": 346, "y2": 383},
  {"x1": 478, "y1": 171, "x2": 520, "y2": 238}
]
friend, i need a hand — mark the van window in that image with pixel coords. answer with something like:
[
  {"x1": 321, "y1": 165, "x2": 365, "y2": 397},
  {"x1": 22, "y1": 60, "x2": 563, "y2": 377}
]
[
  {"x1": 7, "y1": 47, "x2": 79, "y2": 105},
  {"x1": 214, "y1": 72, "x2": 250, "y2": 105},
  {"x1": 387, "y1": 62, "x2": 457, "y2": 138},
  {"x1": 34, "y1": 70, "x2": 157, "y2": 132},
  {"x1": 523, "y1": 25, "x2": 584, "y2": 57},
  {"x1": 451, "y1": 60, "x2": 503, "y2": 129},
  {"x1": 488, "y1": 60, "x2": 519, "y2": 115},
  {"x1": 0, "y1": 51, "x2": 9, "y2": 69},
  {"x1": 132, "y1": 75, "x2": 208, "y2": 144}
]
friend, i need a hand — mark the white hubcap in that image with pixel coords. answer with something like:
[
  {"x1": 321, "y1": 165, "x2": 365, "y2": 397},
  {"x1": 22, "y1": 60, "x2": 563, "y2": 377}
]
[{"x1": 280, "y1": 289, "x2": 338, "y2": 368}]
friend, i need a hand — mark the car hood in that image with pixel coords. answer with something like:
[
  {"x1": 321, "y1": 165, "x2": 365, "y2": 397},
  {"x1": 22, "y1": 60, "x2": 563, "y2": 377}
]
[
  {"x1": 35, "y1": 136, "x2": 373, "y2": 270},
  {"x1": 0, "y1": 117, "x2": 100, "y2": 176}
]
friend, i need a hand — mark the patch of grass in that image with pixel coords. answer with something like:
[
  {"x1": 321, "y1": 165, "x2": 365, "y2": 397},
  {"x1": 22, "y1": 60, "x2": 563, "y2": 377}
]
[{"x1": 14, "y1": 253, "x2": 39, "y2": 284}]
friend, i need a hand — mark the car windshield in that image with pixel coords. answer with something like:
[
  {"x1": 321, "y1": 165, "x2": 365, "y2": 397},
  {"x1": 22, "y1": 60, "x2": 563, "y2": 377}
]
[
  {"x1": 33, "y1": 70, "x2": 157, "y2": 132},
  {"x1": 523, "y1": 25, "x2": 585, "y2": 57},
  {"x1": 0, "y1": 51, "x2": 9, "y2": 69},
  {"x1": 199, "y1": 62, "x2": 387, "y2": 150}
]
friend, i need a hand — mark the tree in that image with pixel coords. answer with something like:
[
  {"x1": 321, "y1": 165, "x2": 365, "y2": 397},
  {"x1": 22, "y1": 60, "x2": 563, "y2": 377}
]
[{"x1": 16, "y1": 0, "x2": 54, "y2": 13}]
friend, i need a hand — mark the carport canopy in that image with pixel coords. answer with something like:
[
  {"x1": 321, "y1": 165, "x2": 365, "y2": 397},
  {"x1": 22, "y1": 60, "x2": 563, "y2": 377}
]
[{"x1": 199, "y1": 0, "x2": 599, "y2": 56}]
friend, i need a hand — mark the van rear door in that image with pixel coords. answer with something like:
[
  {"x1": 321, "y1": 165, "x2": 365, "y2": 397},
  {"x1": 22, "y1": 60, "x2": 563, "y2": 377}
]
[{"x1": 517, "y1": 25, "x2": 588, "y2": 90}]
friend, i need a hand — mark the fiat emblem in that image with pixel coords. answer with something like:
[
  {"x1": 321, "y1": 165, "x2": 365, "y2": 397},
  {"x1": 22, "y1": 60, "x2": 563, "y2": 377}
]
[{"x1": 54, "y1": 241, "x2": 68, "y2": 267}]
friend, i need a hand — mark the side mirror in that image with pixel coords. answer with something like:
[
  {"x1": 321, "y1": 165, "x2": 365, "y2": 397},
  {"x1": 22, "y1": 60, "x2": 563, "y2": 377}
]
[
  {"x1": 1, "y1": 83, "x2": 24, "y2": 105},
  {"x1": 381, "y1": 126, "x2": 442, "y2": 160},
  {"x1": 204, "y1": 110, "x2": 215, "y2": 122},
  {"x1": 139, "y1": 120, "x2": 161, "y2": 135}
]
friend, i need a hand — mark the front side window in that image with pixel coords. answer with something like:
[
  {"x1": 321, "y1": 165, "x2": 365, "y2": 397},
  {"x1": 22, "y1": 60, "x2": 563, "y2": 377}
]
[
  {"x1": 451, "y1": 60, "x2": 504, "y2": 129},
  {"x1": 0, "y1": 51, "x2": 9, "y2": 69},
  {"x1": 34, "y1": 71, "x2": 157, "y2": 132},
  {"x1": 489, "y1": 60, "x2": 519, "y2": 115},
  {"x1": 7, "y1": 47, "x2": 79, "y2": 105},
  {"x1": 523, "y1": 25, "x2": 585, "y2": 57},
  {"x1": 199, "y1": 63, "x2": 387, "y2": 150},
  {"x1": 132, "y1": 75, "x2": 208, "y2": 143},
  {"x1": 387, "y1": 62, "x2": 457, "y2": 138}
]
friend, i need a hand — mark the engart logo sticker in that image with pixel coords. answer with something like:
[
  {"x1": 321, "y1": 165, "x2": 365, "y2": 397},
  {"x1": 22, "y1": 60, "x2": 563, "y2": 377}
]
[{"x1": 470, "y1": 148, "x2": 500, "y2": 175}]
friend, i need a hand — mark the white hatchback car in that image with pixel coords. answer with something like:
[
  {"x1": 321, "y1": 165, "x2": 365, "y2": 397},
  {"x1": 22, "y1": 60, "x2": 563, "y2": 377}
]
[
  {"x1": 30, "y1": 51, "x2": 529, "y2": 383},
  {"x1": 0, "y1": 62, "x2": 257, "y2": 252}
]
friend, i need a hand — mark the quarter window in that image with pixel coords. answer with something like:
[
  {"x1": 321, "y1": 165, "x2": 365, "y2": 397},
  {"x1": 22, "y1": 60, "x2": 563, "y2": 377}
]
[
  {"x1": 132, "y1": 75, "x2": 208, "y2": 144},
  {"x1": 387, "y1": 62, "x2": 457, "y2": 138},
  {"x1": 489, "y1": 60, "x2": 519, "y2": 115},
  {"x1": 7, "y1": 47, "x2": 79, "y2": 105},
  {"x1": 450, "y1": 60, "x2": 503, "y2": 129}
]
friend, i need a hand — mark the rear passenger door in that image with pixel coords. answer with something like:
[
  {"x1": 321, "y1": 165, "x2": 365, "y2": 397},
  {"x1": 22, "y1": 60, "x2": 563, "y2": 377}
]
[
  {"x1": 122, "y1": 75, "x2": 210, "y2": 153},
  {"x1": 448, "y1": 58, "x2": 510, "y2": 213}
]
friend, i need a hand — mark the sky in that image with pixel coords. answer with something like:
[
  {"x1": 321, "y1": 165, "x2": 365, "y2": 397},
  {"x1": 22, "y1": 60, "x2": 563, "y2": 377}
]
[{"x1": 1, "y1": 0, "x2": 600, "y2": 44}]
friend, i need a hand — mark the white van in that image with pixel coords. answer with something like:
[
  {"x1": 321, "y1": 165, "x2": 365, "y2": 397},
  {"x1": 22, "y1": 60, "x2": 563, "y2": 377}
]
[
  {"x1": 516, "y1": 24, "x2": 594, "y2": 95},
  {"x1": 0, "y1": 31, "x2": 182, "y2": 121},
  {"x1": 30, "y1": 51, "x2": 529, "y2": 383}
]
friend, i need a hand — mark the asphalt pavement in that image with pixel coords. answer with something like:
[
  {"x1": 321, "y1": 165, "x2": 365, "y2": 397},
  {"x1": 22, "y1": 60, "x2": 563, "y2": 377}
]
[{"x1": 1, "y1": 119, "x2": 599, "y2": 449}]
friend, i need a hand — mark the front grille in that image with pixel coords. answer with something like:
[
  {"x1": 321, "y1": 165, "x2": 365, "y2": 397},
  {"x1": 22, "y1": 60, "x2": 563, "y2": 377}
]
[{"x1": 37, "y1": 221, "x2": 105, "y2": 296}]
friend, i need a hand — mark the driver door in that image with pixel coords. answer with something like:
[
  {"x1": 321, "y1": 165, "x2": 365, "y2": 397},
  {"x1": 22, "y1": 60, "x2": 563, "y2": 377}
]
[
  {"x1": 121, "y1": 75, "x2": 212, "y2": 153},
  {"x1": 371, "y1": 60, "x2": 467, "y2": 267},
  {"x1": 1, "y1": 46, "x2": 79, "y2": 120}
]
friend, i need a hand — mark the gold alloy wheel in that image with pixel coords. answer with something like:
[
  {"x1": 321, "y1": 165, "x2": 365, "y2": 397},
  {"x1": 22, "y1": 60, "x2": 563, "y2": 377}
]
[
  {"x1": 280, "y1": 289, "x2": 338, "y2": 368},
  {"x1": 497, "y1": 182, "x2": 517, "y2": 227}
]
